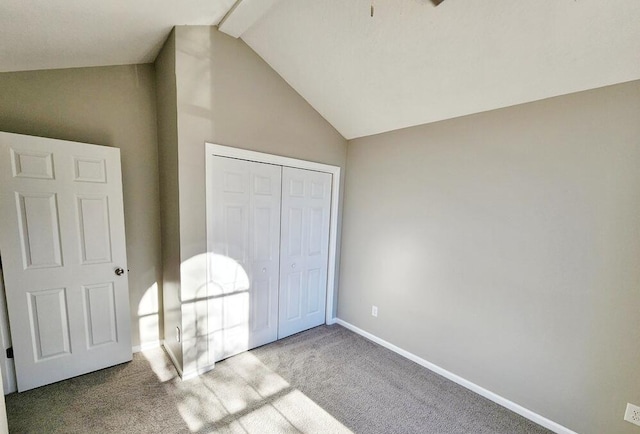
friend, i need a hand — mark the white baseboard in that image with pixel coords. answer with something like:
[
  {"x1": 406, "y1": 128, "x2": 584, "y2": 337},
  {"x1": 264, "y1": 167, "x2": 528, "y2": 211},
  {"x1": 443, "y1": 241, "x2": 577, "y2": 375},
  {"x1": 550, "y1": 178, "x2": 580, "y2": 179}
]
[
  {"x1": 181, "y1": 363, "x2": 215, "y2": 381},
  {"x1": 161, "y1": 341, "x2": 184, "y2": 378},
  {"x1": 159, "y1": 341, "x2": 215, "y2": 380},
  {"x1": 132, "y1": 340, "x2": 161, "y2": 354},
  {"x1": 334, "y1": 319, "x2": 577, "y2": 434}
]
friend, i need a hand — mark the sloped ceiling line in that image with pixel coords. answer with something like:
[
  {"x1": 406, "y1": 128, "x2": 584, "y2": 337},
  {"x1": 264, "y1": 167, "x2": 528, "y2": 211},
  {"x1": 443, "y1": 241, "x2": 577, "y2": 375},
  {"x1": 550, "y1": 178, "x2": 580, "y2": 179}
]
[{"x1": 219, "y1": 0, "x2": 286, "y2": 38}]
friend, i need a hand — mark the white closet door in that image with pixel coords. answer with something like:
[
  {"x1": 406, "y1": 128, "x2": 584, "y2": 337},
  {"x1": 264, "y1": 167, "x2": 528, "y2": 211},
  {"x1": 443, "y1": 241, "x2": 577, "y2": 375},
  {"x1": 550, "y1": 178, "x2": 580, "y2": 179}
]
[
  {"x1": 279, "y1": 167, "x2": 332, "y2": 339},
  {"x1": 208, "y1": 156, "x2": 281, "y2": 361},
  {"x1": 0, "y1": 132, "x2": 132, "y2": 391}
]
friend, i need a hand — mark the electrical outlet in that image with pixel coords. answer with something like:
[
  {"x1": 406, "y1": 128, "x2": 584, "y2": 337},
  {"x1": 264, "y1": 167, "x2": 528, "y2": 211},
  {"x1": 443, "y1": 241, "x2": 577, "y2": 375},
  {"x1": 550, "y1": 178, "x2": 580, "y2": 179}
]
[
  {"x1": 176, "y1": 326, "x2": 181, "y2": 342},
  {"x1": 371, "y1": 305, "x2": 378, "y2": 317},
  {"x1": 624, "y1": 403, "x2": 640, "y2": 426}
]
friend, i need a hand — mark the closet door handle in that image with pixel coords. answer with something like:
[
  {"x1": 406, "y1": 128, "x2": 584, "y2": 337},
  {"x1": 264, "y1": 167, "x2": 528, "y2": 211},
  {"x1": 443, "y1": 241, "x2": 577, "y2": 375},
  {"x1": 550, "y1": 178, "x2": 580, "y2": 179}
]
[{"x1": 291, "y1": 263, "x2": 296, "y2": 269}]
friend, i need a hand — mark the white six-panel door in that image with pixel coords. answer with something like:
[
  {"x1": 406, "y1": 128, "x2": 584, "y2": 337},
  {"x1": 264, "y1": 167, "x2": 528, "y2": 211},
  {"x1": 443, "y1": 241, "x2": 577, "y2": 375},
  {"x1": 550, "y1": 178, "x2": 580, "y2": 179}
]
[
  {"x1": 0, "y1": 132, "x2": 132, "y2": 391},
  {"x1": 208, "y1": 156, "x2": 281, "y2": 362},
  {"x1": 278, "y1": 167, "x2": 332, "y2": 339}
]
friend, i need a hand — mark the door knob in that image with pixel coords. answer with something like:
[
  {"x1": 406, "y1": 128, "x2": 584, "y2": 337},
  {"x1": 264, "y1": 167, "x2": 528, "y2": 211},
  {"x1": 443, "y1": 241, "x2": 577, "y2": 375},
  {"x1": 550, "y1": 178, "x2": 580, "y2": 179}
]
[
  {"x1": 291, "y1": 263, "x2": 296, "y2": 268},
  {"x1": 115, "y1": 267, "x2": 125, "y2": 276}
]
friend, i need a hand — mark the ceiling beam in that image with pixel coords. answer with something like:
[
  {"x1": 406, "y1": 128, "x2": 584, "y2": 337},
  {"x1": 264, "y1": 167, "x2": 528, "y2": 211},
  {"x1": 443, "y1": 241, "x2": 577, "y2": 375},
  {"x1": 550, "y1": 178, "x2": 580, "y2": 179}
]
[{"x1": 218, "y1": 0, "x2": 285, "y2": 39}]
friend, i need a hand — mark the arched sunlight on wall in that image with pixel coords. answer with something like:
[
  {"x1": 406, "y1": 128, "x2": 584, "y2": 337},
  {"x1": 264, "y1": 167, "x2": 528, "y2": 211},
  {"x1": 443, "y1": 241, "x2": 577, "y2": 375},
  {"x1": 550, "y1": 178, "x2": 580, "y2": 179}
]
[
  {"x1": 137, "y1": 282, "x2": 161, "y2": 349},
  {"x1": 180, "y1": 253, "x2": 250, "y2": 374},
  {"x1": 207, "y1": 253, "x2": 251, "y2": 359}
]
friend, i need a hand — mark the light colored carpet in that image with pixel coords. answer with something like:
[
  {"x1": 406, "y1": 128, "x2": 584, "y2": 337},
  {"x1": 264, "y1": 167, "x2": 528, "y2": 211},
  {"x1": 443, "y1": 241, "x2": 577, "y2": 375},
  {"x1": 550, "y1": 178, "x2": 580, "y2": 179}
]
[{"x1": 6, "y1": 325, "x2": 552, "y2": 433}]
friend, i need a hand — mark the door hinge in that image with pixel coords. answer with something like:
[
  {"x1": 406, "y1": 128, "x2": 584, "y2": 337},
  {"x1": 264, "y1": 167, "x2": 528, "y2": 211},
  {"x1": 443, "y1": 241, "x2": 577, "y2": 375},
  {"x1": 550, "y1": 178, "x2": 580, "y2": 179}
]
[{"x1": 6, "y1": 347, "x2": 13, "y2": 359}]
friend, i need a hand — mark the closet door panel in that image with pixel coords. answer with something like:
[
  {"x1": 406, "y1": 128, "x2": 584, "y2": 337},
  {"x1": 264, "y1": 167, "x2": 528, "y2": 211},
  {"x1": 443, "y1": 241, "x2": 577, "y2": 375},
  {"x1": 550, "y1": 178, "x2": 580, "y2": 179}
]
[
  {"x1": 279, "y1": 167, "x2": 332, "y2": 339},
  {"x1": 208, "y1": 156, "x2": 281, "y2": 361}
]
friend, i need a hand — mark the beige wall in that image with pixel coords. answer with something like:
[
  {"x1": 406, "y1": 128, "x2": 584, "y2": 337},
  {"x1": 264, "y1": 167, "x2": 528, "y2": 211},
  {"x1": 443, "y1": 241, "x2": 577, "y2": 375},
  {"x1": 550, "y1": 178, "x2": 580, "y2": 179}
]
[
  {"x1": 0, "y1": 372, "x2": 6, "y2": 434},
  {"x1": 0, "y1": 65, "x2": 162, "y2": 349},
  {"x1": 171, "y1": 26, "x2": 347, "y2": 374},
  {"x1": 339, "y1": 80, "x2": 640, "y2": 434},
  {"x1": 155, "y1": 30, "x2": 182, "y2": 368}
]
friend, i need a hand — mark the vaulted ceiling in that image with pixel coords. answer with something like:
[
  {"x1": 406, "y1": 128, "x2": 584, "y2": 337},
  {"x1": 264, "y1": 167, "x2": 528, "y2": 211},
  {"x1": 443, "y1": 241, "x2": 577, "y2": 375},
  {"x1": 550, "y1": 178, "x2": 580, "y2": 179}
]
[
  {"x1": 242, "y1": 0, "x2": 640, "y2": 138},
  {"x1": 0, "y1": 0, "x2": 237, "y2": 72},
  {"x1": 2, "y1": 0, "x2": 640, "y2": 139}
]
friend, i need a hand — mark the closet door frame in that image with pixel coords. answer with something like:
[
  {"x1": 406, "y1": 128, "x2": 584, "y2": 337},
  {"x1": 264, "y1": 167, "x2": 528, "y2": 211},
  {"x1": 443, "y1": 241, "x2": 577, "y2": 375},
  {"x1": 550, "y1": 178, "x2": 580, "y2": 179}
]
[{"x1": 205, "y1": 143, "x2": 341, "y2": 326}]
